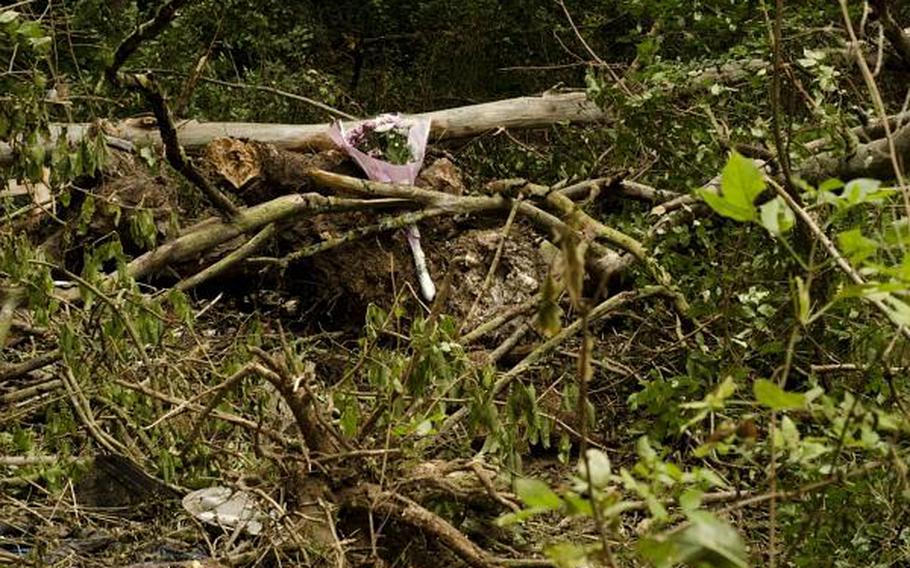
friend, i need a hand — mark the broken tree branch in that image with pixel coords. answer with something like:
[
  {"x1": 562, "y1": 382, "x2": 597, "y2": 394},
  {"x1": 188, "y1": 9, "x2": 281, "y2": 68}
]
[
  {"x1": 1, "y1": 92, "x2": 606, "y2": 166},
  {"x1": 436, "y1": 286, "x2": 668, "y2": 439},
  {"x1": 125, "y1": 74, "x2": 240, "y2": 217},
  {"x1": 176, "y1": 223, "x2": 275, "y2": 291},
  {"x1": 340, "y1": 483, "x2": 497, "y2": 568},
  {"x1": 104, "y1": 0, "x2": 194, "y2": 84},
  {"x1": 870, "y1": 0, "x2": 910, "y2": 69}
]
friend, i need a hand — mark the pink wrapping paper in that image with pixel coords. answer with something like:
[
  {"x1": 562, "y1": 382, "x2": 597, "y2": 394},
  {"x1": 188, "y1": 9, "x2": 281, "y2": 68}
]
[
  {"x1": 327, "y1": 114, "x2": 437, "y2": 301},
  {"x1": 328, "y1": 115, "x2": 431, "y2": 184}
]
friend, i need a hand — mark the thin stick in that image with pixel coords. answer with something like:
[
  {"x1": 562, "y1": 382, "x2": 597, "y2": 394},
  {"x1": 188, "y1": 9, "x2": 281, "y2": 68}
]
[
  {"x1": 437, "y1": 286, "x2": 666, "y2": 437},
  {"x1": 767, "y1": 177, "x2": 910, "y2": 338},
  {"x1": 462, "y1": 198, "x2": 521, "y2": 330},
  {"x1": 176, "y1": 223, "x2": 276, "y2": 291},
  {"x1": 838, "y1": 0, "x2": 910, "y2": 217}
]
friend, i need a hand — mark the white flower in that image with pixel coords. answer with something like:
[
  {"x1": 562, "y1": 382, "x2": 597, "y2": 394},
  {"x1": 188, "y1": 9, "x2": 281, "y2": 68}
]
[{"x1": 373, "y1": 113, "x2": 404, "y2": 133}]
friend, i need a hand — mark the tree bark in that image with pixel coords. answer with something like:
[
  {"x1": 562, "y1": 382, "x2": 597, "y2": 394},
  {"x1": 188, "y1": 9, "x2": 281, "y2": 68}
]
[{"x1": 0, "y1": 92, "x2": 605, "y2": 166}]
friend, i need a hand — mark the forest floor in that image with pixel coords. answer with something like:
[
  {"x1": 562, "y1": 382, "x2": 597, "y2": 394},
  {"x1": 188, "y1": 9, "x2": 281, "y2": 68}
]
[{"x1": 1, "y1": 136, "x2": 693, "y2": 567}]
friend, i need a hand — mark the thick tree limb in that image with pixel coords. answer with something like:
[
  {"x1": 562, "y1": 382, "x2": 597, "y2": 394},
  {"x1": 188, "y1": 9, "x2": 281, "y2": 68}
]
[
  {"x1": 175, "y1": 223, "x2": 275, "y2": 290},
  {"x1": 100, "y1": 0, "x2": 239, "y2": 217},
  {"x1": 0, "y1": 93, "x2": 606, "y2": 165},
  {"x1": 128, "y1": 74, "x2": 240, "y2": 217},
  {"x1": 124, "y1": 193, "x2": 407, "y2": 281},
  {"x1": 340, "y1": 483, "x2": 497, "y2": 568},
  {"x1": 870, "y1": 0, "x2": 910, "y2": 69},
  {"x1": 798, "y1": 119, "x2": 910, "y2": 183}
]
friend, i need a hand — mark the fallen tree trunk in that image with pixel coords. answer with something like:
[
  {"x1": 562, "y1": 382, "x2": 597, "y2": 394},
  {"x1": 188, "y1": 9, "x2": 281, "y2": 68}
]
[
  {"x1": 0, "y1": 92, "x2": 606, "y2": 166},
  {"x1": 798, "y1": 118, "x2": 910, "y2": 184}
]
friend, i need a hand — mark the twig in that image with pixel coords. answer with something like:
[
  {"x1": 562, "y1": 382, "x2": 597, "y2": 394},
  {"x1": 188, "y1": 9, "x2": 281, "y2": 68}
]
[
  {"x1": 437, "y1": 286, "x2": 667, "y2": 437},
  {"x1": 838, "y1": 0, "x2": 910, "y2": 216},
  {"x1": 869, "y1": 0, "x2": 910, "y2": 68},
  {"x1": 766, "y1": 0, "x2": 795, "y2": 199},
  {"x1": 0, "y1": 349, "x2": 61, "y2": 381},
  {"x1": 0, "y1": 455, "x2": 59, "y2": 466},
  {"x1": 766, "y1": 177, "x2": 910, "y2": 339},
  {"x1": 29, "y1": 260, "x2": 151, "y2": 366},
  {"x1": 144, "y1": 69, "x2": 358, "y2": 120},
  {"x1": 810, "y1": 363, "x2": 910, "y2": 373},
  {"x1": 488, "y1": 321, "x2": 533, "y2": 365},
  {"x1": 60, "y1": 366, "x2": 128, "y2": 455},
  {"x1": 462, "y1": 198, "x2": 521, "y2": 329},
  {"x1": 174, "y1": 22, "x2": 221, "y2": 116},
  {"x1": 555, "y1": 0, "x2": 632, "y2": 98},
  {"x1": 103, "y1": 0, "x2": 240, "y2": 218},
  {"x1": 576, "y1": 307, "x2": 618, "y2": 568},
  {"x1": 176, "y1": 223, "x2": 276, "y2": 290},
  {"x1": 111, "y1": 377, "x2": 287, "y2": 445},
  {"x1": 0, "y1": 378, "x2": 62, "y2": 404},
  {"x1": 469, "y1": 461, "x2": 520, "y2": 512},
  {"x1": 250, "y1": 208, "x2": 450, "y2": 268},
  {"x1": 179, "y1": 363, "x2": 261, "y2": 453},
  {"x1": 104, "y1": 0, "x2": 194, "y2": 83},
  {"x1": 126, "y1": 73, "x2": 240, "y2": 218},
  {"x1": 341, "y1": 483, "x2": 497, "y2": 568},
  {"x1": 461, "y1": 298, "x2": 537, "y2": 344},
  {"x1": 250, "y1": 349, "x2": 348, "y2": 454}
]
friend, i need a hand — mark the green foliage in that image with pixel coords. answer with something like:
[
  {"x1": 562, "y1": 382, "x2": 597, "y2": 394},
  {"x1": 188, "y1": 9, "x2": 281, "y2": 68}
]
[
  {"x1": 639, "y1": 511, "x2": 747, "y2": 568},
  {"x1": 698, "y1": 151, "x2": 766, "y2": 222},
  {"x1": 753, "y1": 379, "x2": 810, "y2": 411},
  {"x1": 3, "y1": 1, "x2": 910, "y2": 566}
]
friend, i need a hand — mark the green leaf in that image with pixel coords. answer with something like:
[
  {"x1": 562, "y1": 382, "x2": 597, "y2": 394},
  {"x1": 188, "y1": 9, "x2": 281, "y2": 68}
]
[
  {"x1": 16, "y1": 20, "x2": 44, "y2": 39},
  {"x1": 837, "y1": 228, "x2": 878, "y2": 263},
  {"x1": 514, "y1": 478, "x2": 562, "y2": 510},
  {"x1": 0, "y1": 10, "x2": 19, "y2": 24},
  {"x1": 698, "y1": 188, "x2": 755, "y2": 222},
  {"x1": 339, "y1": 399, "x2": 359, "y2": 437},
  {"x1": 563, "y1": 492, "x2": 594, "y2": 517},
  {"x1": 495, "y1": 508, "x2": 542, "y2": 527},
  {"x1": 679, "y1": 488, "x2": 703, "y2": 513},
  {"x1": 698, "y1": 152, "x2": 766, "y2": 222},
  {"x1": 842, "y1": 178, "x2": 888, "y2": 206},
  {"x1": 576, "y1": 449, "x2": 611, "y2": 489},
  {"x1": 544, "y1": 542, "x2": 590, "y2": 568},
  {"x1": 753, "y1": 379, "x2": 806, "y2": 410},
  {"x1": 759, "y1": 196, "x2": 794, "y2": 236},
  {"x1": 722, "y1": 151, "x2": 765, "y2": 206},
  {"x1": 818, "y1": 178, "x2": 844, "y2": 193},
  {"x1": 639, "y1": 511, "x2": 748, "y2": 568}
]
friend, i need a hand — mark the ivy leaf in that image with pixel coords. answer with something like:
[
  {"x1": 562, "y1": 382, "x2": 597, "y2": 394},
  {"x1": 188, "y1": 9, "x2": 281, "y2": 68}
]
[
  {"x1": 753, "y1": 379, "x2": 806, "y2": 410},
  {"x1": 514, "y1": 478, "x2": 562, "y2": 510}
]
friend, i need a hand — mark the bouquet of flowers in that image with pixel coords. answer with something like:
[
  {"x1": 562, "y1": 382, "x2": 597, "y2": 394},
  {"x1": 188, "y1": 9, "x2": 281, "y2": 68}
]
[{"x1": 329, "y1": 114, "x2": 436, "y2": 301}]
